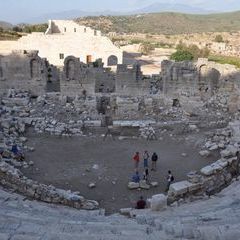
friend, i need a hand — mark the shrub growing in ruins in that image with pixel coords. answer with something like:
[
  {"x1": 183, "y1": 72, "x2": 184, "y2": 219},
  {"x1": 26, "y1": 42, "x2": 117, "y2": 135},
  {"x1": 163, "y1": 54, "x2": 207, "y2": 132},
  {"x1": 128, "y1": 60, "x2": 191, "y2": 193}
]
[
  {"x1": 140, "y1": 42, "x2": 155, "y2": 55},
  {"x1": 171, "y1": 43, "x2": 210, "y2": 61},
  {"x1": 12, "y1": 26, "x2": 23, "y2": 32},
  {"x1": 170, "y1": 50, "x2": 194, "y2": 61},
  {"x1": 214, "y1": 34, "x2": 224, "y2": 43}
]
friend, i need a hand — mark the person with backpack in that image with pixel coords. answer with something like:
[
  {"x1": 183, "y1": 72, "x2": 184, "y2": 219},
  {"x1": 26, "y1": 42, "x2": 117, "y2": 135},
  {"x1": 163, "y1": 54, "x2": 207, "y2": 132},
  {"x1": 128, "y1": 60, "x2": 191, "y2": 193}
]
[
  {"x1": 151, "y1": 152, "x2": 158, "y2": 171},
  {"x1": 165, "y1": 170, "x2": 174, "y2": 192},
  {"x1": 143, "y1": 168, "x2": 149, "y2": 183}
]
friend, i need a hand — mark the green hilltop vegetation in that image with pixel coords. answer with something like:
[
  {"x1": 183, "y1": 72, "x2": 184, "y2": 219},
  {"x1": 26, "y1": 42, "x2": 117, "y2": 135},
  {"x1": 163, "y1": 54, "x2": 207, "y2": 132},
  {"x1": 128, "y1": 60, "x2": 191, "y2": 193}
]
[
  {"x1": 208, "y1": 55, "x2": 240, "y2": 68},
  {"x1": 0, "y1": 23, "x2": 48, "y2": 40},
  {"x1": 76, "y1": 11, "x2": 240, "y2": 34}
]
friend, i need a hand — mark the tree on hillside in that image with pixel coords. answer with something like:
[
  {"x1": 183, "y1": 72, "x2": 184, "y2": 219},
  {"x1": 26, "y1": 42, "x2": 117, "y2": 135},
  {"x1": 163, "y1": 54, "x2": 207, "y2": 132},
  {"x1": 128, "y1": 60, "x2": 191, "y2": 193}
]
[
  {"x1": 12, "y1": 26, "x2": 23, "y2": 32},
  {"x1": 170, "y1": 50, "x2": 194, "y2": 61}
]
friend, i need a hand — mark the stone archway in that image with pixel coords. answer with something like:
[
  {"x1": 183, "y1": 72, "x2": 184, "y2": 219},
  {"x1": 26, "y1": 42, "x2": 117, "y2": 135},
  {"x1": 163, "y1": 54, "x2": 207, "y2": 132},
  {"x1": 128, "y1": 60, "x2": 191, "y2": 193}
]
[
  {"x1": 208, "y1": 68, "x2": 221, "y2": 94},
  {"x1": 66, "y1": 59, "x2": 75, "y2": 80},
  {"x1": 198, "y1": 65, "x2": 208, "y2": 91},
  {"x1": 107, "y1": 55, "x2": 118, "y2": 66},
  {"x1": 30, "y1": 59, "x2": 41, "y2": 79}
]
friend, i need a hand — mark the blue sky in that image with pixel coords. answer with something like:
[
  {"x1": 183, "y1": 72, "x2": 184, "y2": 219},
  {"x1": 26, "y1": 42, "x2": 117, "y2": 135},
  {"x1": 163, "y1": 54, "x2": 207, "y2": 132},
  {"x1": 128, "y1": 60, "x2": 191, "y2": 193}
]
[{"x1": 1, "y1": 0, "x2": 240, "y2": 24}]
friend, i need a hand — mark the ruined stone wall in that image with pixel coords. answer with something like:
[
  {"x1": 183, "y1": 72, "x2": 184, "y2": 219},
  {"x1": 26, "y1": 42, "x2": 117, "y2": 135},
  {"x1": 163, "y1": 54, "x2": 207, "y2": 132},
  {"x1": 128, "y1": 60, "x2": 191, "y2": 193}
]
[
  {"x1": 94, "y1": 68, "x2": 115, "y2": 93},
  {"x1": 116, "y1": 64, "x2": 151, "y2": 96},
  {"x1": 61, "y1": 56, "x2": 96, "y2": 97},
  {"x1": 1, "y1": 52, "x2": 239, "y2": 115},
  {"x1": 161, "y1": 58, "x2": 239, "y2": 102},
  {"x1": 161, "y1": 60, "x2": 199, "y2": 98},
  {"x1": 0, "y1": 50, "x2": 48, "y2": 95}
]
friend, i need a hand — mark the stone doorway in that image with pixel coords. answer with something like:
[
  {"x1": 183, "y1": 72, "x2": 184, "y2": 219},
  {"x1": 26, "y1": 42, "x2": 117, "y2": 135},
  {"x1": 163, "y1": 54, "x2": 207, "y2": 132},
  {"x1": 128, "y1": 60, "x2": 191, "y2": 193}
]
[
  {"x1": 86, "y1": 55, "x2": 92, "y2": 64},
  {"x1": 97, "y1": 96, "x2": 110, "y2": 114}
]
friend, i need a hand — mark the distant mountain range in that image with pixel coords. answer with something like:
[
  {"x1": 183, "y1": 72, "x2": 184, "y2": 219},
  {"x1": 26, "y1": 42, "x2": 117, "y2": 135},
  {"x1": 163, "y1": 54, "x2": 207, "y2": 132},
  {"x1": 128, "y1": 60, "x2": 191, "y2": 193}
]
[
  {"x1": 132, "y1": 3, "x2": 211, "y2": 15},
  {"x1": 0, "y1": 21, "x2": 13, "y2": 29},
  {"x1": 2, "y1": 2, "x2": 240, "y2": 36},
  {"x1": 23, "y1": 2, "x2": 213, "y2": 24}
]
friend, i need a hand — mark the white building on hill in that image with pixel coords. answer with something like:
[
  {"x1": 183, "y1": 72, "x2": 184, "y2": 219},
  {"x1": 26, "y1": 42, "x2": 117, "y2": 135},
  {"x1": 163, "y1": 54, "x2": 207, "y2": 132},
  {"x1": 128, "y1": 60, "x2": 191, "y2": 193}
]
[{"x1": 2, "y1": 20, "x2": 123, "y2": 67}]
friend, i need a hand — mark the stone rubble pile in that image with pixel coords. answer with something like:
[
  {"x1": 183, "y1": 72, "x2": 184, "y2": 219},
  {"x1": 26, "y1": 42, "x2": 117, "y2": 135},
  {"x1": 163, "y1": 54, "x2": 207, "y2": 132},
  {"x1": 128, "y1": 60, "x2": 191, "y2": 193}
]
[
  {"x1": 202, "y1": 120, "x2": 240, "y2": 156},
  {"x1": 167, "y1": 120, "x2": 240, "y2": 202},
  {"x1": 139, "y1": 125, "x2": 157, "y2": 139},
  {"x1": 206, "y1": 92, "x2": 230, "y2": 111},
  {"x1": 0, "y1": 90, "x2": 100, "y2": 210},
  {"x1": 0, "y1": 90, "x2": 103, "y2": 138}
]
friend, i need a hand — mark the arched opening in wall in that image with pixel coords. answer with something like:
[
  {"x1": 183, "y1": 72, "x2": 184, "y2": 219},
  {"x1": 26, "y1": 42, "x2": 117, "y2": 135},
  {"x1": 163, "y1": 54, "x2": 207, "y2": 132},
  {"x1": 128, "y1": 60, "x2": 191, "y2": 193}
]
[
  {"x1": 199, "y1": 65, "x2": 208, "y2": 91},
  {"x1": 30, "y1": 59, "x2": 40, "y2": 79},
  {"x1": 172, "y1": 99, "x2": 180, "y2": 107},
  {"x1": 0, "y1": 67, "x2": 3, "y2": 78},
  {"x1": 208, "y1": 68, "x2": 221, "y2": 94},
  {"x1": 97, "y1": 96, "x2": 110, "y2": 114},
  {"x1": 99, "y1": 84, "x2": 104, "y2": 93},
  {"x1": 107, "y1": 55, "x2": 118, "y2": 66},
  {"x1": 66, "y1": 59, "x2": 75, "y2": 80}
]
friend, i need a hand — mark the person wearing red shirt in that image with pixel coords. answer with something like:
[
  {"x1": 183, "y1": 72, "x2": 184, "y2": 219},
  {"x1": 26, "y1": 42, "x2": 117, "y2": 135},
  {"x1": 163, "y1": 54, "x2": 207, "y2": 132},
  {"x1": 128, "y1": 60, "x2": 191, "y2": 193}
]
[
  {"x1": 133, "y1": 152, "x2": 140, "y2": 169},
  {"x1": 136, "y1": 196, "x2": 146, "y2": 209}
]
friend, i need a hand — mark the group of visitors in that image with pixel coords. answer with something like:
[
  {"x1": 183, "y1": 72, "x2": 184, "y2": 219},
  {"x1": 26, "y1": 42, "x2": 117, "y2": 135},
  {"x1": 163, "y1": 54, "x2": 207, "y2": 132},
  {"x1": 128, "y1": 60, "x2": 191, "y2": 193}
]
[
  {"x1": 131, "y1": 150, "x2": 175, "y2": 209},
  {"x1": 132, "y1": 150, "x2": 158, "y2": 183},
  {"x1": 133, "y1": 151, "x2": 158, "y2": 171}
]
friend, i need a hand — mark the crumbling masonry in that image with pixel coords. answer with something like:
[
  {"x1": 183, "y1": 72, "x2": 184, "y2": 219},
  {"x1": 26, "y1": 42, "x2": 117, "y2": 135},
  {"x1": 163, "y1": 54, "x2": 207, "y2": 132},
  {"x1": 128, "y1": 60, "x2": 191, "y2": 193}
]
[{"x1": 1, "y1": 51, "x2": 240, "y2": 116}]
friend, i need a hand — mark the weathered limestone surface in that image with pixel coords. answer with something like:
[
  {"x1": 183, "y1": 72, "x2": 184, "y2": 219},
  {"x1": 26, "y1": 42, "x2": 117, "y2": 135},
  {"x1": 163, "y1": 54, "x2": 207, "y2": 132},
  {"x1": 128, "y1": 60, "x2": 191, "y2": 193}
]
[
  {"x1": 1, "y1": 180, "x2": 240, "y2": 239},
  {"x1": 131, "y1": 180, "x2": 240, "y2": 240},
  {"x1": 149, "y1": 194, "x2": 167, "y2": 211}
]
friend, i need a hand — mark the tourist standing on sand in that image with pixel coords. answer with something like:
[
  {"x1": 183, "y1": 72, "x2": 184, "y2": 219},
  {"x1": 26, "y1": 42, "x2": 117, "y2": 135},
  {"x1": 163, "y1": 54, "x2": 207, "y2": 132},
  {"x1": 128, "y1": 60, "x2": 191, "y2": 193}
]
[
  {"x1": 151, "y1": 152, "x2": 158, "y2": 171},
  {"x1": 133, "y1": 152, "x2": 140, "y2": 169},
  {"x1": 143, "y1": 168, "x2": 149, "y2": 183},
  {"x1": 143, "y1": 150, "x2": 149, "y2": 169},
  {"x1": 165, "y1": 170, "x2": 174, "y2": 192}
]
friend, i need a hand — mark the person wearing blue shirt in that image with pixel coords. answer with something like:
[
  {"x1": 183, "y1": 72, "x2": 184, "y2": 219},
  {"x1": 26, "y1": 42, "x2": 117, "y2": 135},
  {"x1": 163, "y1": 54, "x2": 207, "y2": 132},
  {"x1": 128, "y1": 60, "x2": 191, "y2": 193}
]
[{"x1": 132, "y1": 171, "x2": 140, "y2": 183}]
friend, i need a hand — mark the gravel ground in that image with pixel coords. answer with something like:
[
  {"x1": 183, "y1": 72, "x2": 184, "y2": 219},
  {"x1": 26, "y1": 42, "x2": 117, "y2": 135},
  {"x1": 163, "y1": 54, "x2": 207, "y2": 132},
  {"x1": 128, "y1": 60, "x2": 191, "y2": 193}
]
[{"x1": 22, "y1": 131, "x2": 219, "y2": 214}]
